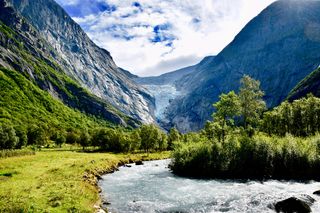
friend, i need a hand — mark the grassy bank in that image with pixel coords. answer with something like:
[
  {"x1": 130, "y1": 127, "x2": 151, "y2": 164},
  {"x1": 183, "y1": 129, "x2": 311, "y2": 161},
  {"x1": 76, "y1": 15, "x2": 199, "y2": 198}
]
[{"x1": 0, "y1": 149, "x2": 170, "y2": 212}]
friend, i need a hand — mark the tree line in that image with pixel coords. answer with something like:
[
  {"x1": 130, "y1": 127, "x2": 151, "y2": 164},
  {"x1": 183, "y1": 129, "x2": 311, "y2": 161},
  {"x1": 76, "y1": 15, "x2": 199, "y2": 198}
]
[
  {"x1": 0, "y1": 121, "x2": 180, "y2": 153},
  {"x1": 203, "y1": 75, "x2": 320, "y2": 140}
]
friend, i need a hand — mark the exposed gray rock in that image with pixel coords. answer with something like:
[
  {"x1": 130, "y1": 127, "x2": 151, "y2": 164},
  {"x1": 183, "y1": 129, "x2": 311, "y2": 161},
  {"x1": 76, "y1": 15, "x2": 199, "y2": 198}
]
[
  {"x1": 0, "y1": 1, "x2": 135, "y2": 126},
  {"x1": 6, "y1": 0, "x2": 156, "y2": 124},
  {"x1": 274, "y1": 196, "x2": 313, "y2": 213}
]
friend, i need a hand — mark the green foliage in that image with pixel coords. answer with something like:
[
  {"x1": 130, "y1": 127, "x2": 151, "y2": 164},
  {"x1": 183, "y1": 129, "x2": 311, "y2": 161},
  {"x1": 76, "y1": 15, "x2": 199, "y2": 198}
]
[
  {"x1": 0, "y1": 123, "x2": 18, "y2": 149},
  {"x1": 140, "y1": 124, "x2": 167, "y2": 152},
  {"x1": 79, "y1": 130, "x2": 91, "y2": 150},
  {"x1": 239, "y1": 75, "x2": 266, "y2": 128},
  {"x1": 54, "y1": 132, "x2": 66, "y2": 148},
  {"x1": 168, "y1": 127, "x2": 180, "y2": 150},
  {"x1": 262, "y1": 95, "x2": 320, "y2": 137},
  {"x1": 212, "y1": 91, "x2": 240, "y2": 142},
  {"x1": 171, "y1": 134, "x2": 320, "y2": 179},
  {"x1": 173, "y1": 76, "x2": 320, "y2": 180},
  {"x1": 27, "y1": 125, "x2": 47, "y2": 147}
]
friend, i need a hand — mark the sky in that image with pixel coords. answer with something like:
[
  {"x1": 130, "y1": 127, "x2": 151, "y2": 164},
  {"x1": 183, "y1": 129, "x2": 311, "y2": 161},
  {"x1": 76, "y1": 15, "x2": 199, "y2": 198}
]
[{"x1": 56, "y1": 0, "x2": 276, "y2": 76}]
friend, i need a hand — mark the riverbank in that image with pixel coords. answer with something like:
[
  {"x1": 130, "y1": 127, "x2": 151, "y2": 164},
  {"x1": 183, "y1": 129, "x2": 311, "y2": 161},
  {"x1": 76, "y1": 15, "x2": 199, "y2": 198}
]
[{"x1": 0, "y1": 149, "x2": 170, "y2": 212}]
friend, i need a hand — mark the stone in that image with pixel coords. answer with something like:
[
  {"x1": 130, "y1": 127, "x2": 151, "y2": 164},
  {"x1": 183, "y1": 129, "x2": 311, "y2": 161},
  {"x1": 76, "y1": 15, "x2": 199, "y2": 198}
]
[
  {"x1": 313, "y1": 190, "x2": 320, "y2": 196},
  {"x1": 274, "y1": 197, "x2": 312, "y2": 213},
  {"x1": 135, "y1": 160, "x2": 144, "y2": 165}
]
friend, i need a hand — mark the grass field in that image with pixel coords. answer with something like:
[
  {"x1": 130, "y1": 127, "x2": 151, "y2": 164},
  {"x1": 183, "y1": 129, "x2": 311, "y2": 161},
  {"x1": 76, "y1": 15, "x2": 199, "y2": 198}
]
[{"x1": 0, "y1": 149, "x2": 170, "y2": 212}]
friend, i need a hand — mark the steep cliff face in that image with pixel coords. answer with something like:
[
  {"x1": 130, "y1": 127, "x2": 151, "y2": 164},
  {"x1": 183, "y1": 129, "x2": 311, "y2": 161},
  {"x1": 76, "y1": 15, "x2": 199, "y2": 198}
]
[
  {"x1": 165, "y1": 0, "x2": 320, "y2": 132},
  {"x1": 6, "y1": 0, "x2": 155, "y2": 123},
  {"x1": 0, "y1": 0, "x2": 138, "y2": 126}
]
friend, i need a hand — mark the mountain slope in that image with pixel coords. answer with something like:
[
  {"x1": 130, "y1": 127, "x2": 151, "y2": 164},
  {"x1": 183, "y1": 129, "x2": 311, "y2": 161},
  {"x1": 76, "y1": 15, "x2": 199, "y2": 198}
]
[
  {"x1": 6, "y1": 0, "x2": 155, "y2": 123},
  {"x1": 288, "y1": 66, "x2": 320, "y2": 100},
  {"x1": 133, "y1": 56, "x2": 214, "y2": 123},
  {"x1": 0, "y1": 1, "x2": 137, "y2": 127},
  {"x1": 166, "y1": 0, "x2": 320, "y2": 132}
]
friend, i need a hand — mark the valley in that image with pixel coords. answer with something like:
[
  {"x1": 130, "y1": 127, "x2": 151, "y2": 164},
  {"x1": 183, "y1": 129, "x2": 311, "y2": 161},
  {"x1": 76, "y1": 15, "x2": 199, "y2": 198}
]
[{"x1": 1, "y1": 0, "x2": 320, "y2": 212}]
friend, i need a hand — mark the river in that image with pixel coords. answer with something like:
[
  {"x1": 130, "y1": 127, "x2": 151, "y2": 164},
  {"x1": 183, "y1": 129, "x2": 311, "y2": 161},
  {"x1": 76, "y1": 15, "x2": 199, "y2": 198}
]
[{"x1": 99, "y1": 159, "x2": 320, "y2": 213}]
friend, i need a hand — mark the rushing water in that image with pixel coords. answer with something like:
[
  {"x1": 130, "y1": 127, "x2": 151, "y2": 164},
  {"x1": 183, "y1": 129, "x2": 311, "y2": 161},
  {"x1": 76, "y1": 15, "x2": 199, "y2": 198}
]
[{"x1": 99, "y1": 159, "x2": 320, "y2": 213}]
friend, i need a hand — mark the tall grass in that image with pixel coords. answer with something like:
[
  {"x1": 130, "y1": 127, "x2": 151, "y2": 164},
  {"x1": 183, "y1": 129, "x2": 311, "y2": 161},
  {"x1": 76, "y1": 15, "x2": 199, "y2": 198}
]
[
  {"x1": 0, "y1": 149, "x2": 35, "y2": 158},
  {"x1": 170, "y1": 134, "x2": 320, "y2": 180}
]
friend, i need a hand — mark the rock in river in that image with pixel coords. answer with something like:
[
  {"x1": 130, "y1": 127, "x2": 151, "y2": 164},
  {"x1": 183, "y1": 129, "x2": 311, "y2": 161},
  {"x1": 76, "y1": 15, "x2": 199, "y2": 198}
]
[
  {"x1": 135, "y1": 160, "x2": 144, "y2": 165},
  {"x1": 274, "y1": 196, "x2": 313, "y2": 213}
]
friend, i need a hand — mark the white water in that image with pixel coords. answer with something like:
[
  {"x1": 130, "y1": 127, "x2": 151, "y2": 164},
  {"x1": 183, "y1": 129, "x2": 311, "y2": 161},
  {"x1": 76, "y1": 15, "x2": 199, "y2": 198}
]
[{"x1": 99, "y1": 159, "x2": 320, "y2": 213}]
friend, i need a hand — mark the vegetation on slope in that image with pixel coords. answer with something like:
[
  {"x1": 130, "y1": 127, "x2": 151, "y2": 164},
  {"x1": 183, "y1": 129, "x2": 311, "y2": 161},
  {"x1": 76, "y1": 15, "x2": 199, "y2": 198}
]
[{"x1": 288, "y1": 67, "x2": 320, "y2": 101}]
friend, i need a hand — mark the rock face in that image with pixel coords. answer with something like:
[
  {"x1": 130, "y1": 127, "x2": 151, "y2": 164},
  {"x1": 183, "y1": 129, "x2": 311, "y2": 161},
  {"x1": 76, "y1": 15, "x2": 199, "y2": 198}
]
[
  {"x1": 162, "y1": 0, "x2": 320, "y2": 132},
  {"x1": 134, "y1": 57, "x2": 213, "y2": 128},
  {"x1": 0, "y1": 0, "x2": 137, "y2": 126},
  {"x1": 274, "y1": 196, "x2": 314, "y2": 213},
  {"x1": 6, "y1": 0, "x2": 155, "y2": 124}
]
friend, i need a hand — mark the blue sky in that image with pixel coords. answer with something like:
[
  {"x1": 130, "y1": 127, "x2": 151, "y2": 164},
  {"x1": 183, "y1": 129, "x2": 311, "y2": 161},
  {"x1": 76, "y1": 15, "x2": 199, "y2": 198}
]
[{"x1": 56, "y1": 0, "x2": 276, "y2": 76}]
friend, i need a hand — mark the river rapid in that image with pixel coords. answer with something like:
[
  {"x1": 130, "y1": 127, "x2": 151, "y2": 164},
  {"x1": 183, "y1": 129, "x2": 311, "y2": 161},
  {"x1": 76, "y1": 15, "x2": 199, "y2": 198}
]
[{"x1": 99, "y1": 159, "x2": 320, "y2": 213}]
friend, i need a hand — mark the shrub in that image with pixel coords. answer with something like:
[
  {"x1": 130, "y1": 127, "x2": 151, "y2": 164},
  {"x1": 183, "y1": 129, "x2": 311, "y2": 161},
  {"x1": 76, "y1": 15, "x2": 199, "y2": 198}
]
[{"x1": 171, "y1": 134, "x2": 320, "y2": 180}]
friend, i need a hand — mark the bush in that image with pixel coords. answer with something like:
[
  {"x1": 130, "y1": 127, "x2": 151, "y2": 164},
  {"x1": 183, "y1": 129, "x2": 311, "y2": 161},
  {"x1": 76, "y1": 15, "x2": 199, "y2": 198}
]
[
  {"x1": 170, "y1": 134, "x2": 320, "y2": 180},
  {"x1": 0, "y1": 123, "x2": 19, "y2": 149}
]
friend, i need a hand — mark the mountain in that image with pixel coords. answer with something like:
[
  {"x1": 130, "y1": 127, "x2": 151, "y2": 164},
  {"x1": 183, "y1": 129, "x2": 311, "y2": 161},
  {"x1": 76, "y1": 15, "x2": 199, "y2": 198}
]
[
  {"x1": 5, "y1": 0, "x2": 155, "y2": 124},
  {"x1": 164, "y1": 0, "x2": 320, "y2": 132},
  {"x1": 288, "y1": 66, "x2": 320, "y2": 101},
  {"x1": 134, "y1": 57, "x2": 214, "y2": 124},
  {"x1": 0, "y1": 0, "x2": 138, "y2": 127}
]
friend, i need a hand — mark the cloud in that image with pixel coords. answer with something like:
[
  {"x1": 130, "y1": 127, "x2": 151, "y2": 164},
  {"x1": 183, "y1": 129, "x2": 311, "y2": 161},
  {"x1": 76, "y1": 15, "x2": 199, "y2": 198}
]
[{"x1": 56, "y1": 0, "x2": 276, "y2": 76}]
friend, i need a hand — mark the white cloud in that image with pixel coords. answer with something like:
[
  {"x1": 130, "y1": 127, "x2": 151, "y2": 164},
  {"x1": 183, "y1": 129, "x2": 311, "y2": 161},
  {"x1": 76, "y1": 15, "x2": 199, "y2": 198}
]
[{"x1": 58, "y1": 0, "x2": 276, "y2": 76}]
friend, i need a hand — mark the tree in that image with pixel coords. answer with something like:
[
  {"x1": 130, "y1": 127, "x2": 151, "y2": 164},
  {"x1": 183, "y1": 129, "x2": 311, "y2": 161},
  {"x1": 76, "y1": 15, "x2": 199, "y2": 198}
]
[
  {"x1": 158, "y1": 132, "x2": 168, "y2": 151},
  {"x1": 79, "y1": 130, "x2": 91, "y2": 150},
  {"x1": 27, "y1": 125, "x2": 46, "y2": 147},
  {"x1": 0, "y1": 123, "x2": 18, "y2": 149},
  {"x1": 54, "y1": 132, "x2": 66, "y2": 148},
  {"x1": 66, "y1": 131, "x2": 79, "y2": 144},
  {"x1": 15, "y1": 127, "x2": 28, "y2": 149},
  {"x1": 213, "y1": 91, "x2": 240, "y2": 142},
  {"x1": 140, "y1": 124, "x2": 163, "y2": 153},
  {"x1": 239, "y1": 75, "x2": 266, "y2": 130},
  {"x1": 168, "y1": 127, "x2": 180, "y2": 150}
]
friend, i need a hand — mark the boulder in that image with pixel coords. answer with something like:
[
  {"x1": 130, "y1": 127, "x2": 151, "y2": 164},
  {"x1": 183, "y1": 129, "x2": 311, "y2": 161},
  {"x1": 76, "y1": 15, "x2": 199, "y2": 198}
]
[
  {"x1": 313, "y1": 190, "x2": 320, "y2": 196},
  {"x1": 135, "y1": 160, "x2": 144, "y2": 165},
  {"x1": 274, "y1": 197, "x2": 312, "y2": 213}
]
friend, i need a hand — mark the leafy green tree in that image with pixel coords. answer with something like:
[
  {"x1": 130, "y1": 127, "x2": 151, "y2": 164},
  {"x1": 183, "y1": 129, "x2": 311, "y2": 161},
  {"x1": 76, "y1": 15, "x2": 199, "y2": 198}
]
[
  {"x1": 213, "y1": 91, "x2": 240, "y2": 142},
  {"x1": 27, "y1": 125, "x2": 46, "y2": 147},
  {"x1": 0, "y1": 123, "x2": 18, "y2": 149},
  {"x1": 14, "y1": 127, "x2": 28, "y2": 149},
  {"x1": 168, "y1": 127, "x2": 180, "y2": 150},
  {"x1": 158, "y1": 132, "x2": 168, "y2": 151},
  {"x1": 66, "y1": 131, "x2": 79, "y2": 144},
  {"x1": 54, "y1": 132, "x2": 66, "y2": 148},
  {"x1": 239, "y1": 75, "x2": 266, "y2": 129},
  {"x1": 140, "y1": 124, "x2": 163, "y2": 153},
  {"x1": 79, "y1": 130, "x2": 91, "y2": 150}
]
